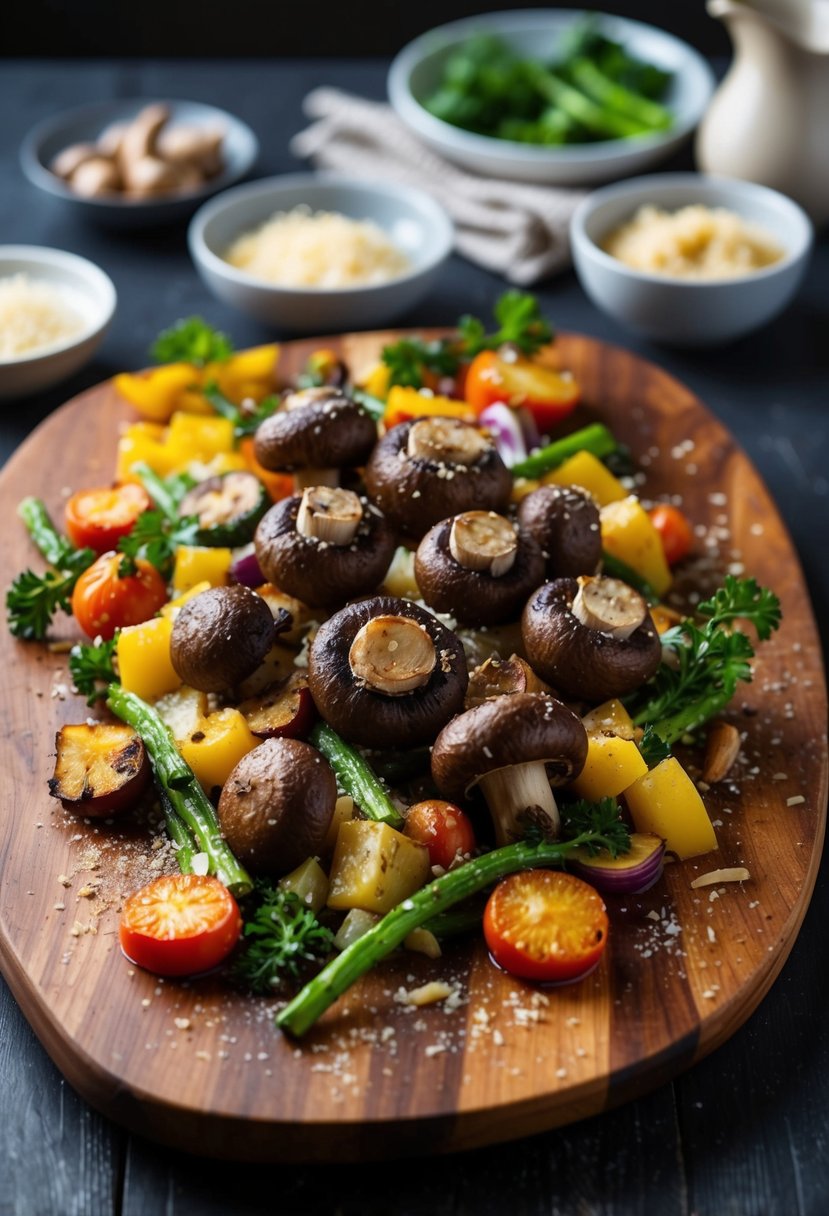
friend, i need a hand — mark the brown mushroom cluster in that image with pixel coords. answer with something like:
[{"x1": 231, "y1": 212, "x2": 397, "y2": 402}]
[{"x1": 50, "y1": 104, "x2": 225, "y2": 199}]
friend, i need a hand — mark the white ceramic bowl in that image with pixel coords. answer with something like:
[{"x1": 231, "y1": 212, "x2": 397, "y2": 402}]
[
  {"x1": 570, "y1": 174, "x2": 813, "y2": 347},
  {"x1": 0, "y1": 247, "x2": 116, "y2": 400},
  {"x1": 188, "y1": 173, "x2": 454, "y2": 332},
  {"x1": 388, "y1": 10, "x2": 715, "y2": 186},
  {"x1": 21, "y1": 99, "x2": 258, "y2": 229}
]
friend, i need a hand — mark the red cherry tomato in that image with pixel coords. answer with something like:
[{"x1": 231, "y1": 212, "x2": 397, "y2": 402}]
[
  {"x1": 464, "y1": 349, "x2": 580, "y2": 433},
  {"x1": 483, "y1": 870, "x2": 609, "y2": 983},
  {"x1": 71, "y1": 551, "x2": 168, "y2": 640},
  {"x1": 65, "y1": 484, "x2": 152, "y2": 553},
  {"x1": 119, "y1": 874, "x2": 242, "y2": 978},
  {"x1": 649, "y1": 504, "x2": 693, "y2": 565},
  {"x1": 404, "y1": 800, "x2": 476, "y2": 869}
]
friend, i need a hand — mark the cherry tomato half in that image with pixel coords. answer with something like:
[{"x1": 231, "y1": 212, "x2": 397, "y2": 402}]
[
  {"x1": 465, "y1": 350, "x2": 580, "y2": 433},
  {"x1": 71, "y1": 551, "x2": 168, "y2": 640},
  {"x1": 649, "y1": 504, "x2": 693, "y2": 566},
  {"x1": 65, "y1": 483, "x2": 152, "y2": 553},
  {"x1": 404, "y1": 800, "x2": 477, "y2": 870},
  {"x1": 483, "y1": 870, "x2": 609, "y2": 983},
  {"x1": 119, "y1": 874, "x2": 242, "y2": 978}
]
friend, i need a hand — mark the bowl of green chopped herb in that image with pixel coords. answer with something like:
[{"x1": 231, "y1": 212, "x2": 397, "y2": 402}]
[{"x1": 388, "y1": 10, "x2": 715, "y2": 185}]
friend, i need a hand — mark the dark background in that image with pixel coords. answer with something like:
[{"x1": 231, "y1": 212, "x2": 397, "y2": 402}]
[{"x1": 6, "y1": 1, "x2": 730, "y2": 58}]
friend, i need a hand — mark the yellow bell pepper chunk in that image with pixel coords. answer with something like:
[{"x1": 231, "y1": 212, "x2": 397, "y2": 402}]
[
  {"x1": 210, "y1": 345, "x2": 279, "y2": 404},
  {"x1": 625, "y1": 757, "x2": 718, "y2": 859},
  {"x1": 361, "y1": 362, "x2": 392, "y2": 401},
  {"x1": 570, "y1": 734, "x2": 648, "y2": 801},
  {"x1": 117, "y1": 616, "x2": 180, "y2": 702},
  {"x1": 114, "y1": 364, "x2": 200, "y2": 423},
  {"x1": 600, "y1": 496, "x2": 673, "y2": 598},
  {"x1": 383, "y1": 386, "x2": 475, "y2": 430},
  {"x1": 160, "y1": 581, "x2": 211, "y2": 619},
  {"x1": 178, "y1": 708, "x2": 259, "y2": 794},
  {"x1": 116, "y1": 423, "x2": 181, "y2": 482},
  {"x1": 543, "y1": 450, "x2": 628, "y2": 507},
  {"x1": 173, "y1": 546, "x2": 233, "y2": 592},
  {"x1": 166, "y1": 412, "x2": 235, "y2": 465}
]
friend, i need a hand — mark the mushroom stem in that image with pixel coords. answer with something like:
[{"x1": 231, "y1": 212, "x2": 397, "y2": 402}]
[
  {"x1": 449, "y1": 511, "x2": 518, "y2": 576},
  {"x1": 293, "y1": 467, "x2": 339, "y2": 492},
  {"x1": 406, "y1": 417, "x2": 489, "y2": 465},
  {"x1": 478, "y1": 761, "x2": 560, "y2": 846},
  {"x1": 571, "y1": 575, "x2": 647, "y2": 640},
  {"x1": 296, "y1": 486, "x2": 362, "y2": 545},
  {"x1": 349, "y1": 615, "x2": 436, "y2": 695}
]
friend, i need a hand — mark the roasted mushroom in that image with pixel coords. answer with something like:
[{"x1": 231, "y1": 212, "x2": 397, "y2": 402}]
[
  {"x1": 522, "y1": 575, "x2": 662, "y2": 703},
  {"x1": 254, "y1": 486, "x2": 395, "y2": 608},
  {"x1": 364, "y1": 417, "x2": 512, "y2": 541},
  {"x1": 415, "y1": 510, "x2": 544, "y2": 626},
  {"x1": 217, "y1": 738, "x2": 337, "y2": 874},
  {"x1": 464, "y1": 653, "x2": 551, "y2": 710},
  {"x1": 169, "y1": 584, "x2": 275, "y2": 693},
  {"x1": 308, "y1": 595, "x2": 468, "y2": 748},
  {"x1": 253, "y1": 387, "x2": 377, "y2": 492},
  {"x1": 517, "y1": 485, "x2": 602, "y2": 579},
  {"x1": 431, "y1": 693, "x2": 588, "y2": 844}
]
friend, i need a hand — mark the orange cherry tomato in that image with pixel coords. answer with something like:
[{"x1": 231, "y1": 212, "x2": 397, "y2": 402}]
[
  {"x1": 483, "y1": 870, "x2": 608, "y2": 983},
  {"x1": 119, "y1": 874, "x2": 242, "y2": 978},
  {"x1": 464, "y1": 350, "x2": 580, "y2": 432},
  {"x1": 404, "y1": 800, "x2": 477, "y2": 869},
  {"x1": 71, "y1": 552, "x2": 168, "y2": 640},
  {"x1": 649, "y1": 504, "x2": 693, "y2": 566},
  {"x1": 65, "y1": 483, "x2": 152, "y2": 554}
]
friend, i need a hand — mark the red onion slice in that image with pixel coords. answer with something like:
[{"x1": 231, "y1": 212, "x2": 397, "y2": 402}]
[
  {"x1": 231, "y1": 549, "x2": 264, "y2": 588},
  {"x1": 569, "y1": 832, "x2": 665, "y2": 895}
]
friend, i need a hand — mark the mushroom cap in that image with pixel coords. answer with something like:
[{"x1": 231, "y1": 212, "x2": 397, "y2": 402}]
[
  {"x1": 169, "y1": 584, "x2": 274, "y2": 693},
  {"x1": 517, "y1": 485, "x2": 602, "y2": 579},
  {"x1": 364, "y1": 418, "x2": 512, "y2": 541},
  {"x1": 308, "y1": 595, "x2": 468, "y2": 748},
  {"x1": 217, "y1": 738, "x2": 336, "y2": 874},
  {"x1": 254, "y1": 495, "x2": 396, "y2": 608},
  {"x1": 253, "y1": 391, "x2": 377, "y2": 473},
  {"x1": 431, "y1": 692, "x2": 588, "y2": 802},
  {"x1": 522, "y1": 577, "x2": 662, "y2": 702},
  {"x1": 415, "y1": 515, "x2": 545, "y2": 626}
]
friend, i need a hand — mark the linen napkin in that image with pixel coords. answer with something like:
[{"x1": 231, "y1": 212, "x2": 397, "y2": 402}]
[{"x1": 290, "y1": 88, "x2": 587, "y2": 285}]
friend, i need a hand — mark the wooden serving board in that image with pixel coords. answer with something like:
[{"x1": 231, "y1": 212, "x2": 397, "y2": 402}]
[{"x1": 0, "y1": 332, "x2": 825, "y2": 1162}]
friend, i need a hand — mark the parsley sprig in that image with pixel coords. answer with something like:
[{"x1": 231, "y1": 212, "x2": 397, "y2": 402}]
[
  {"x1": 382, "y1": 291, "x2": 553, "y2": 389},
  {"x1": 151, "y1": 317, "x2": 233, "y2": 367},
  {"x1": 627, "y1": 576, "x2": 782, "y2": 744},
  {"x1": 230, "y1": 885, "x2": 335, "y2": 994},
  {"x1": 69, "y1": 636, "x2": 119, "y2": 705},
  {"x1": 202, "y1": 382, "x2": 280, "y2": 438},
  {"x1": 117, "y1": 509, "x2": 200, "y2": 578},
  {"x1": 6, "y1": 499, "x2": 95, "y2": 640}
]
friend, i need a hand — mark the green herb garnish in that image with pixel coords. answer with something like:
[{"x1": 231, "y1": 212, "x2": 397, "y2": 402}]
[
  {"x1": 151, "y1": 317, "x2": 233, "y2": 367},
  {"x1": 117, "y1": 509, "x2": 201, "y2": 577},
  {"x1": 231, "y1": 886, "x2": 335, "y2": 995},
  {"x1": 69, "y1": 636, "x2": 119, "y2": 705}
]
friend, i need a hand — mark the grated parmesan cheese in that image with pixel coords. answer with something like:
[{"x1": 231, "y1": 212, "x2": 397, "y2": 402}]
[
  {"x1": 224, "y1": 207, "x2": 411, "y2": 288},
  {"x1": 0, "y1": 274, "x2": 84, "y2": 359}
]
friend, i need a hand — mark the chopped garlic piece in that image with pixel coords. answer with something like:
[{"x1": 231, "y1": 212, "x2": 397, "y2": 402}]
[
  {"x1": 690, "y1": 867, "x2": 751, "y2": 889},
  {"x1": 395, "y1": 981, "x2": 453, "y2": 1007}
]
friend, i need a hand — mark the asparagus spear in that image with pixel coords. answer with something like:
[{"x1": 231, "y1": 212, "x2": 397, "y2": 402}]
[
  {"x1": 309, "y1": 722, "x2": 404, "y2": 829},
  {"x1": 510, "y1": 422, "x2": 617, "y2": 480}
]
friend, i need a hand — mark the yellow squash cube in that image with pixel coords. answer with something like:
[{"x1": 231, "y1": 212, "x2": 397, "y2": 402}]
[
  {"x1": 581, "y1": 698, "x2": 636, "y2": 740},
  {"x1": 160, "y1": 581, "x2": 211, "y2": 620},
  {"x1": 117, "y1": 616, "x2": 180, "y2": 702},
  {"x1": 544, "y1": 450, "x2": 628, "y2": 507},
  {"x1": 327, "y1": 820, "x2": 430, "y2": 915},
  {"x1": 178, "y1": 708, "x2": 258, "y2": 794},
  {"x1": 116, "y1": 423, "x2": 181, "y2": 482},
  {"x1": 152, "y1": 685, "x2": 209, "y2": 743},
  {"x1": 571, "y1": 733, "x2": 648, "y2": 801},
  {"x1": 165, "y1": 412, "x2": 235, "y2": 466},
  {"x1": 625, "y1": 757, "x2": 718, "y2": 859},
  {"x1": 600, "y1": 496, "x2": 672, "y2": 597},
  {"x1": 172, "y1": 546, "x2": 233, "y2": 593}
]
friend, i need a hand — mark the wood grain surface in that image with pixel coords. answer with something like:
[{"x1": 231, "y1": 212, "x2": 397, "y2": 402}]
[{"x1": 0, "y1": 331, "x2": 825, "y2": 1163}]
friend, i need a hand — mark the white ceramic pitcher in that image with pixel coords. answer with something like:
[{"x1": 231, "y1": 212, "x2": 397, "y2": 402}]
[{"x1": 696, "y1": 0, "x2": 829, "y2": 224}]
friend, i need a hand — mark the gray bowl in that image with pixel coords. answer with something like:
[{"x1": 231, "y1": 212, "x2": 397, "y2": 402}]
[
  {"x1": 188, "y1": 173, "x2": 454, "y2": 333},
  {"x1": 570, "y1": 174, "x2": 813, "y2": 347},
  {"x1": 20, "y1": 99, "x2": 258, "y2": 229},
  {"x1": 389, "y1": 9, "x2": 715, "y2": 186},
  {"x1": 0, "y1": 246, "x2": 116, "y2": 400}
]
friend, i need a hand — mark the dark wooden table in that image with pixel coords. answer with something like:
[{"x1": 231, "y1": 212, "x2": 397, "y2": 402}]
[{"x1": 1, "y1": 59, "x2": 827, "y2": 1216}]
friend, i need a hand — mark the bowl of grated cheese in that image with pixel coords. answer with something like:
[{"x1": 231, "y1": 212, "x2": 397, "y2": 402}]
[
  {"x1": 188, "y1": 174, "x2": 453, "y2": 332},
  {"x1": 0, "y1": 246, "x2": 116, "y2": 400}
]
